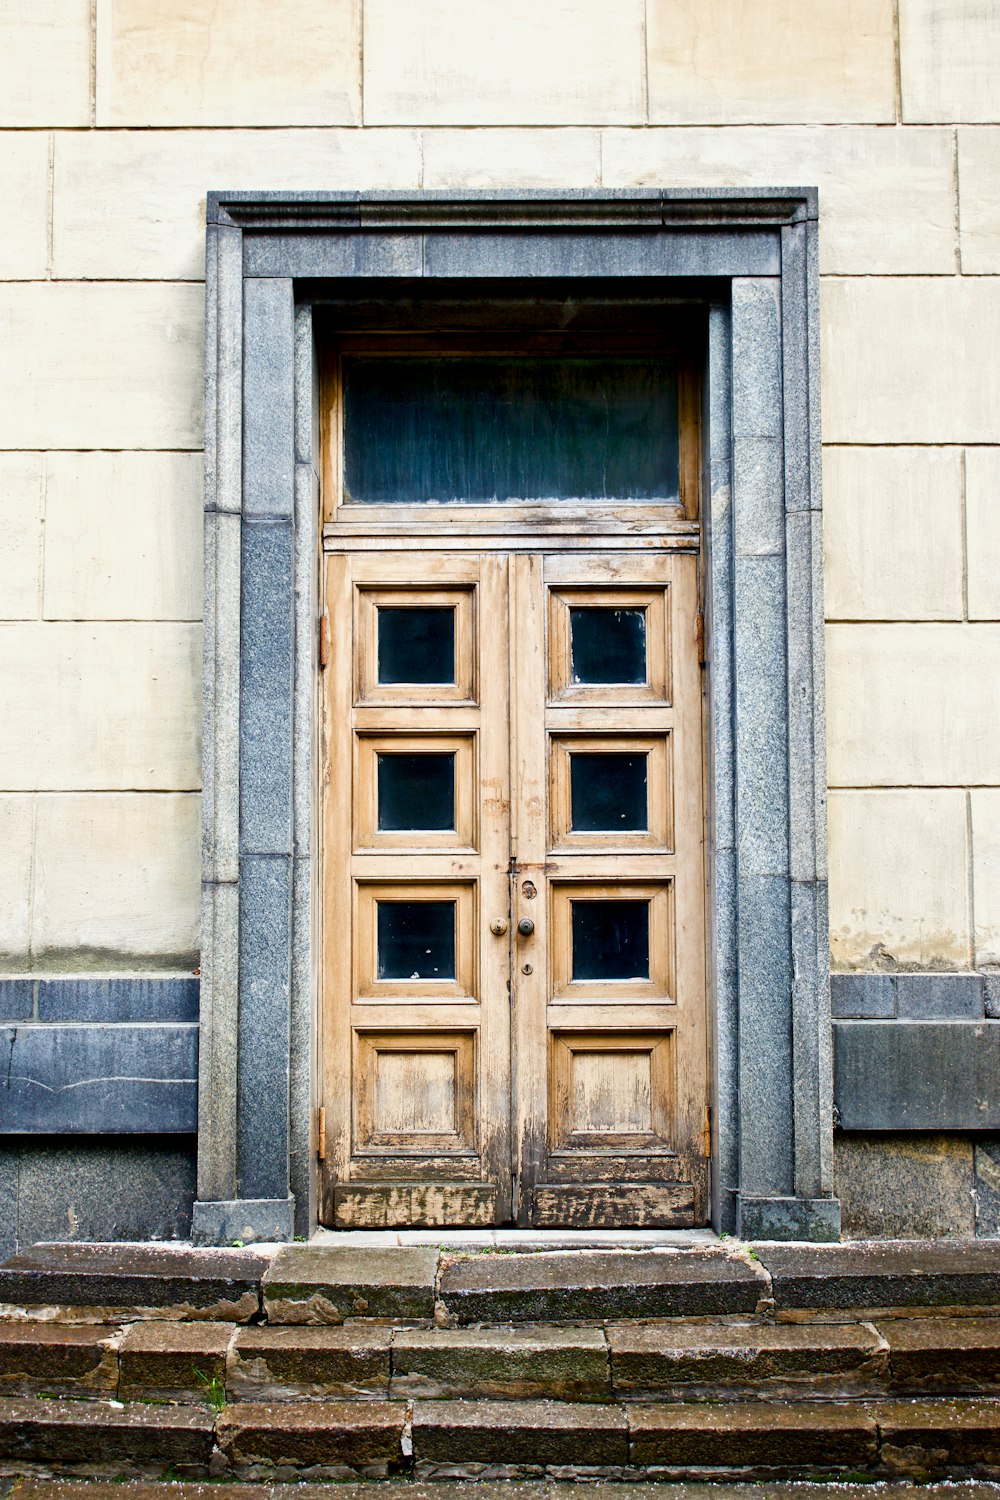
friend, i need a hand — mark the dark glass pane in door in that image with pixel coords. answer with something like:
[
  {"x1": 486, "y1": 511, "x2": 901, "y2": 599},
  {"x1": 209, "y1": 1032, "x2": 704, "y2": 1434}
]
[
  {"x1": 378, "y1": 606, "x2": 455, "y2": 685},
  {"x1": 571, "y1": 899, "x2": 649, "y2": 980},
  {"x1": 377, "y1": 900, "x2": 456, "y2": 980},
  {"x1": 378, "y1": 752, "x2": 456, "y2": 831},
  {"x1": 343, "y1": 356, "x2": 680, "y2": 503},
  {"x1": 570, "y1": 607, "x2": 646, "y2": 684},
  {"x1": 570, "y1": 752, "x2": 648, "y2": 832}
]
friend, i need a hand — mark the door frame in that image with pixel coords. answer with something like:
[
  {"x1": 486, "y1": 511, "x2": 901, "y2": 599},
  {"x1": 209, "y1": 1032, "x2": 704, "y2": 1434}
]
[{"x1": 193, "y1": 189, "x2": 841, "y2": 1246}]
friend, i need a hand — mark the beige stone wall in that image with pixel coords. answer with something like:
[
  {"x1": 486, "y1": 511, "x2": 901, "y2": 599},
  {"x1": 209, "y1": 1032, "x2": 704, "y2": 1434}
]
[{"x1": 1, "y1": 0, "x2": 998, "y2": 975}]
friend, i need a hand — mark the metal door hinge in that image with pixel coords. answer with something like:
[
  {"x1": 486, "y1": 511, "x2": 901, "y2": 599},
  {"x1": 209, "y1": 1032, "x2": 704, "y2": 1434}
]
[
  {"x1": 318, "y1": 613, "x2": 330, "y2": 669},
  {"x1": 317, "y1": 1106, "x2": 327, "y2": 1161},
  {"x1": 695, "y1": 612, "x2": 706, "y2": 667},
  {"x1": 701, "y1": 1103, "x2": 712, "y2": 1156}
]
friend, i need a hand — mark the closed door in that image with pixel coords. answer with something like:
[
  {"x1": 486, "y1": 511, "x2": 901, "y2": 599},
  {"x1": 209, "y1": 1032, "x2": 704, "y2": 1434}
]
[{"x1": 320, "y1": 546, "x2": 708, "y2": 1227}]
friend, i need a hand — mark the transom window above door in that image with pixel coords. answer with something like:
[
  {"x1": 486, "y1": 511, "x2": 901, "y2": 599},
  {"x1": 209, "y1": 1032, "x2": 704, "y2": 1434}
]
[
  {"x1": 322, "y1": 327, "x2": 702, "y2": 526},
  {"x1": 342, "y1": 354, "x2": 680, "y2": 504}
]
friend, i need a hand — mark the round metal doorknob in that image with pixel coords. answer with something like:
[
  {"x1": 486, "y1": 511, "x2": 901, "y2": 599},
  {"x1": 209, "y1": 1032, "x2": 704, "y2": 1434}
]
[
  {"x1": 517, "y1": 917, "x2": 535, "y2": 937},
  {"x1": 490, "y1": 918, "x2": 508, "y2": 936}
]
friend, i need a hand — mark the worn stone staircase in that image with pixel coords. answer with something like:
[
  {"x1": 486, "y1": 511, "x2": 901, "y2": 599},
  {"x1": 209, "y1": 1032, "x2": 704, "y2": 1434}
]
[{"x1": 0, "y1": 1238, "x2": 999, "y2": 1485}]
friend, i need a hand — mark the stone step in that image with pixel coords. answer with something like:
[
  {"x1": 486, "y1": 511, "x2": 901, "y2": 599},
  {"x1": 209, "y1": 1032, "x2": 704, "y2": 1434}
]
[
  {"x1": 15, "y1": 1487, "x2": 1000, "y2": 1500},
  {"x1": 434, "y1": 1248, "x2": 769, "y2": 1323},
  {"x1": 0, "y1": 1243, "x2": 263, "y2": 1323},
  {"x1": 4, "y1": 1239, "x2": 1000, "y2": 1327},
  {"x1": 2, "y1": 1394, "x2": 1000, "y2": 1479},
  {"x1": 4, "y1": 1315, "x2": 1000, "y2": 1404},
  {"x1": 0, "y1": 1395, "x2": 214, "y2": 1471}
]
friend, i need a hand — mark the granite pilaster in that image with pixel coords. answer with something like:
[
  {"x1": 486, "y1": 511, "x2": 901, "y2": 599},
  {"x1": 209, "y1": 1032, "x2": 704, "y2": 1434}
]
[
  {"x1": 236, "y1": 853, "x2": 291, "y2": 1203},
  {"x1": 242, "y1": 276, "x2": 294, "y2": 520}
]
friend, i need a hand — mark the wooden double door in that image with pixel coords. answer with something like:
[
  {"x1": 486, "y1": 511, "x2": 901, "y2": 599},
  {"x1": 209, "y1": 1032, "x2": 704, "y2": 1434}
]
[{"x1": 321, "y1": 545, "x2": 708, "y2": 1228}]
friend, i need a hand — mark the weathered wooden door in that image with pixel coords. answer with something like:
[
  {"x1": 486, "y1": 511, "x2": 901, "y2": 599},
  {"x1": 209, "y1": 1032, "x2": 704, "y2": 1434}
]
[{"x1": 320, "y1": 545, "x2": 708, "y2": 1227}]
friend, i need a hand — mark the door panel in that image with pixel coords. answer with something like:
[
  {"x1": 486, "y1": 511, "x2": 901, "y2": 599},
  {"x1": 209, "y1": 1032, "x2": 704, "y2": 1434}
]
[
  {"x1": 321, "y1": 552, "x2": 512, "y2": 1229},
  {"x1": 321, "y1": 548, "x2": 707, "y2": 1228},
  {"x1": 509, "y1": 552, "x2": 707, "y2": 1227}
]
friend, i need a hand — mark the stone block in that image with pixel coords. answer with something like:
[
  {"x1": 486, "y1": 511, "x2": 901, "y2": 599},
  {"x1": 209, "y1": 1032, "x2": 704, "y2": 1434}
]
[
  {"x1": 0, "y1": 797, "x2": 32, "y2": 969},
  {"x1": 243, "y1": 282, "x2": 295, "y2": 521},
  {"x1": 732, "y1": 558, "x2": 789, "y2": 876},
  {"x1": 628, "y1": 1399, "x2": 878, "y2": 1466},
  {"x1": 895, "y1": 973, "x2": 985, "y2": 1019},
  {"x1": 0, "y1": 1153, "x2": 14, "y2": 1263},
  {"x1": 876, "y1": 1397, "x2": 1000, "y2": 1469},
  {"x1": 0, "y1": 284, "x2": 203, "y2": 450},
  {"x1": 737, "y1": 1196, "x2": 841, "y2": 1242},
  {"x1": 215, "y1": 1399, "x2": 405, "y2": 1468},
  {"x1": 99, "y1": 0, "x2": 360, "y2": 126},
  {"x1": 828, "y1": 789, "x2": 970, "y2": 970},
  {"x1": 900, "y1": 0, "x2": 1000, "y2": 122},
  {"x1": 975, "y1": 1141, "x2": 1000, "y2": 1237},
  {"x1": 646, "y1": 0, "x2": 895, "y2": 124},
  {"x1": 0, "y1": 1326, "x2": 117, "y2": 1396},
  {"x1": 735, "y1": 876, "x2": 795, "y2": 1194},
  {"x1": 194, "y1": 882, "x2": 239, "y2": 1206},
  {"x1": 421, "y1": 227, "x2": 774, "y2": 281},
  {"x1": 827, "y1": 625, "x2": 1000, "y2": 787},
  {"x1": 822, "y1": 277, "x2": 1000, "y2": 443},
  {"x1": 0, "y1": 0, "x2": 90, "y2": 125},
  {"x1": 835, "y1": 1022, "x2": 1000, "y2": 1132},
  {"x1": 422, "y1": 129, "x2": 599, "y2": 189},
  {"x1": 363, "y1": 0, "x2": 644, "y2": 124},
  {"x1": 0, "y1": 1394, "x2": 214, "y2": 1465},
  {"x1": 44, "y1": 453, "x2": 202, "y2": 622},
  {"x1": 602, "y1": 125, "x2": 956, "y2": 275},
  {"x1": 830, "y1": 973, "x2": 897, "y2": 1019},
  {"x1": 0, "y1": 134, "x2": 47, "y2": 279},
  {"x1": 190, "y1": 1199, "x2": 293, "y2": 1248},
  {"x1": 0, "y1": 454, "x2": 43, "y2": 621},
  {"x1": 412, "y1": 1397, "x2": 628, "y2": 1466},
  {"x1": 880, "y1": 1316, "x2": 1000, "y2": 1389},
  {"x1": 0, "y1": 1023, "x2": 198, "y2": 1134},
  {"x1": 609, "y1": 1318, "x2": 884, "y2": 1394},
  {"x1": 0, "y1": 981, "x2": 33, "y2": 1023},
  {"x1": 391, "y1": 1326, "x2": 610, "y2": 1400},
  {"x1": 438, "y1": 1249, "x2": 766, "y2": 1323},
  {"x1": 263, "y1": 1246, "x2": 439, "y2": 1323},
  {"x1": 959, "y1": 129, "x2": 1000, "y2": 273},
  {"x1": 13, "y1": 1143, "x2": 197, "y2": 1254},
  {"x1": 229, "y1": 1325, "x2": 391, "y2": 1401},
  {"x1": 32, "y1": 793, "x2": 200, "y2": 969},
  {"x1": 731, "y1": 280, "x2": 783, "y2": 439},
  {"x1": 733, "y1": 437, "x2": 785, "y2": 556},
  {"x1": 119, "y1": 1320, "x2": 234, "y2": 1401},
  {"x1": 57, "y1": 127, "x2": 422, "y2": 281},
  {"x1": 203, "y1": 510, "x2": 241, "y2": 883},
  {"x1": 966, "y1": 448, "x2": 1000, "y2": 622},
  {"x1": 244, "y1": 230, "x2": 425, "y2": 280},
  {"x1": 835, "y1": 1134, "x2": 977, "y2": 1239},
  {"x1": 0, "y1": 1243, "x2": 260, "y2": 1321},
  {"x1": 0, "y1": 624, "x2": 201, "y2": 791},
  {"x1": 236, "y1": 856, "x2": 291, "y2": 1203},
  {"x1": 36, "y1": 977, "x2": 199, "y2": 1023},
  {"x1": 240, "y1": 525, "x2": 294, "y2": 852},
  {"x1": 985, "y1": 976, "x2": 1000, "y2": 1021},
  {"x1": 756, "y1": 1238, "x2": 1000, "y2": 1310},
  {"x1": 823, "y1": 447, "x2": 964, "y2": 621}
]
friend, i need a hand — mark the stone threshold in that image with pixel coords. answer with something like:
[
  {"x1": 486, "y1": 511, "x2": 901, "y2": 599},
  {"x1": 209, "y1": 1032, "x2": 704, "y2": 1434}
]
[{"x1": 310, "y1": 1227, "x2": 719, "y2": 1249}]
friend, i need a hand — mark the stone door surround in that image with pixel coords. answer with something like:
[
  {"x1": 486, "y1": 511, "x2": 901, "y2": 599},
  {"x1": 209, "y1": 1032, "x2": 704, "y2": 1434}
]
[{"x1": 194, "y1": 189, "x2": 838, "y2": 1245}]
